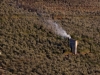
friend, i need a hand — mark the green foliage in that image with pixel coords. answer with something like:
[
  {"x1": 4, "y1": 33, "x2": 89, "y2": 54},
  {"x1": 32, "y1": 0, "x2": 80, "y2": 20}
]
[{"x1": 0, "y1": 0, "x2": 100, "y2": 75}]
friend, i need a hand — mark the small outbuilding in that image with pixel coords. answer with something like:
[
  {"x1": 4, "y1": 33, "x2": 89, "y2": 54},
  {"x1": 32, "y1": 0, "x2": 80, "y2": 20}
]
[{"x1": 69, "y1": 39, "x2": 78, "y2": 54}]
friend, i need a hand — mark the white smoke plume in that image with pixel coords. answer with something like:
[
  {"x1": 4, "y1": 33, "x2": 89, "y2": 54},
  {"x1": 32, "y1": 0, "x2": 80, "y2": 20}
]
[{"x1": 46, "y1": 20, "x2": 71, "y2": 39}]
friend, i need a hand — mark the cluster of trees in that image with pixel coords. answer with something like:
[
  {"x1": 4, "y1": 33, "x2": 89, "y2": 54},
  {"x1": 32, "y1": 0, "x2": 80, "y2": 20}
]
[{"x1": 0, "y1": 0, "x2": 100, "y2": 75}]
